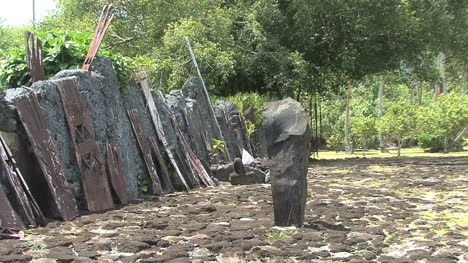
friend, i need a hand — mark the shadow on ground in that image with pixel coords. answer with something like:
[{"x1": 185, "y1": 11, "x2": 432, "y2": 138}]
[{"x1": 0, "y1": 156, "x2": 466, "y2": 262}]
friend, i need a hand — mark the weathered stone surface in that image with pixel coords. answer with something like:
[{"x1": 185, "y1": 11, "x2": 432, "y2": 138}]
[
  {"x1": 121, "y1": 81, "x2": 161, "y2": 194},
  {"x1": 183, "y1": 98, "x2": 211, "y2": 168},
  {"x1": 229, "y1": 158, "x2": 266, "y2": 185},
  {"x1": 211, "y1": 163, "x2": 235, "y2": 181},
  {"x1": 215, "y1": 102, "x2": 238, "y2": 159},
  {"x1": 41, "y1": 57, "x2": 144, "y2": 203},
  {"x1": 152, "y1": 90, "x2": 196, "y2": 190},
  {"x1": 182, "y1": 76, "x2": 222, "y2": 142},
  {"x1": 0, "y1": 155, "x2": 465, "y2": 263},
  {"x1": 264, "y1": 98, "x2": 311, "y2": 227},
  {"x1": 231, "y1": 167, "x2": 266, "y2": 185},
  {"x1": 212, "y1": 162, "x2": 267, "y2": 184},
  {"x1": 224, "y1": 102, "x2": 254, "y2": 156},
  {"x1": 0, "y1": 88, "x2": 29, "y2": 133}
]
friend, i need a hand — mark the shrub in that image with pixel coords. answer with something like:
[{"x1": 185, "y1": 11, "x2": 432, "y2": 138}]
[
  {"x1": 0, "y1": 30, "x2": 134, "y2": 90},
  {"x1": 376, "y1": 101, "x2": 417, "y2": 156},
  {"x1": 416, "y1": 93, "x2": 467, "y2": 152}
]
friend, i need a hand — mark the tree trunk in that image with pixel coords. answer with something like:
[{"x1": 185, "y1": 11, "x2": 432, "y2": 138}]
[
  {"x1": 434, "y1": 84, "x2": 440, "y2": 102},
  {"x1": 443, "y1": 137, "x2": 448, "y2": 153},
  {"x1": 378, "y1": 76, "x2": 388, "y2": 153},
  {"x1": 410, "y1": 82, "x2": 415, "y2": 104},
  {"x1": 397, "y1": 139, "x2": 401, "y2": 157},
  {"x1": 418, "y1": 81, "x2": 423, "y2": 105},
  {"x1": 296, "y1": 87, "x2": 303, "y2": 102},
  {"x1": 314, "y1": 95, "x2": 319, "y2": 155},
  {"x1": 319, "y1": 97, "x2": 322, "y2": 150},
  {"x1": 439, "y1": 51, "x2": 448, "y2": 95},
  {"x1": 345, "y1": 80, "x2": 353, "y2": 154}
]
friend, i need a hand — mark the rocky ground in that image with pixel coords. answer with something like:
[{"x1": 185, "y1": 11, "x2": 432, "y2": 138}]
[{"x1": 1, "y1": 156, "x2": 467, "y2": 263}]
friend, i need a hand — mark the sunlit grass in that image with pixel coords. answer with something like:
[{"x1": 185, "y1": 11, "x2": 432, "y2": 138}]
[
  {"x1": 314, "y1": 148, "x2": 468, "y2": 159},
  {"x1": 366, "y1": 165, "x2": 402, "y2": 172}
]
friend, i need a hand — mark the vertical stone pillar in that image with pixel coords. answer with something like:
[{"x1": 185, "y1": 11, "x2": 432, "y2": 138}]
[{"x1": 264, "y1": 98, "x2": 311, "y2": 227}]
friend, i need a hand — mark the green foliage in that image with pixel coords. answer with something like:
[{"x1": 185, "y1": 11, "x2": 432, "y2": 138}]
[
  {"x1": 219, "y1": 92, "x2": 271, "y2": 138},
  {"x1": 137, "y1": 177, "x2": 151, "y2": 194},
  {"x1": 416, "y1": 93, "x2": 468, "y2": 152},
  {"x1": 223, "y1": 92, "x2": 270, "y2": 126},
  {"x1": 31, "y1": 245, "x2": 43, "y2": 251},
  {"x1": 327, "y1": 133, "x2": 344, "y2": 151},
  {"x1": 0, "y1": 30, "x2": 134, "y2": 90},
  {"x1": 212, "y1": 138, "x2": 226, "y2": 154},
  {"x1": 153, "y1": 12, "x2": 236, "y2": 92},
  {"x1": 377, "y1": 101, "x2": 418, "y2": 155},
  {"x1": 39, "y1": 31, "x2": 92, "y2": 77},
  {"x1": 0, "y1": 49, "x2": 29, "y2": 90},
  {"x1": 351, "y1": 116, "x2": 377, "y2": 151},
  {"x1": 0, "y1": 19, "x2": 24, "y2": 59}
]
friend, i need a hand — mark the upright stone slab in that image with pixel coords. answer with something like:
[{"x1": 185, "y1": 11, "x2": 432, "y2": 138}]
[
  {"x1": 182, "y1": 76, "x2": 223, "y2": 141},
  {"x1": 264, "y1": 98, "x2": 311, "y2": 227},
  {"x1": 58, "y1": 79, "x2": 113, "y2": 212},
  {"x1": 0, "y1": 184, "x2": 25, "y2": 229}
]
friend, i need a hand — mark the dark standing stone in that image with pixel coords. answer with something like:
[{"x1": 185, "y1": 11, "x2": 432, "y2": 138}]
[{"x1": 263, "y1": 98, "x2": 311, "y2": 227}]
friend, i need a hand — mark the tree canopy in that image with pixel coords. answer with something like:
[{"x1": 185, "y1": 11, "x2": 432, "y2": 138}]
[
  {"x1": 12, "y1": 0, "x2": 458, "y2": 98},
  {"x1": 0, "y1": 0, "x2": 466, "y2": 153}
]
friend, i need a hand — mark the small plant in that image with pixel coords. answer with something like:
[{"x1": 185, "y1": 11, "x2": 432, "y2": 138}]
[
  {"x1": 382, "y1": 230, "x2": 400, "y2": 244},
  {"x1": 212, "y1": 138, "x2": 225, "y2": 154},
  {"x1": 137, "y1": 177, "x2": 152, "y2": 193},
  {"x1": 265, "y1": 229, "x2": 294, "y2": 245},
  {"x1": 31, "y1": 245, "x2": 42, "y2": 251},
  {"x1": 246, "y1": 120, "x2": 256, "y2": 138},
  {"x1": 0, "y1": 30, "x2": 135, "y2": 90}
]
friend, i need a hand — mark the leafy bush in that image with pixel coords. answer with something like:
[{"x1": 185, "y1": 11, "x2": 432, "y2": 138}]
[
  {"x1": 0, "y1": 30, "x2": 134, "y2": 90},
  {"x1": 376, "y1": 101, "x2": 417, "y2": 156},
  {"x1": 211, "y1": 138, "x2": 226, "y2": 154},
  {"x1": 416, "y1": 93, "x2": 467, "y2": 152},
  {"x1": 220, "y1": 92, "x2": 271, "y2": 137},
  {"x1": 351, "y1": 116, "x2": 377, "y2": 152},
  {"x1": 223, "y1": 92, "x2": 270, "y2": 125}
]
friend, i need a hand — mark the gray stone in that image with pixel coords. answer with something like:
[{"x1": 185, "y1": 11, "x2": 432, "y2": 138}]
[
  {"x1": 211, "y1": 163, "x2": 235, "y2": 181},
  {"x1": 215, "y1": 101, "x2": 242, "y2": 161},
  {"x1": 167, "y1": 90, "x2": 210, "y2": 171},
  {"x1": 251, "y1": 245, "x2": 286, "y2": 257},
  {"x1": 190, "y1": 247, "x2": 213, "y2": 259},
  {"x1": 212, "y1": 162, "x2": 267, "y2": 183},
  {"x1": 182, "y1": 76, "x2": 222, "y2": 142},
  {"x1": 153, "y1": 90, "x2": 199, "y2": 190},
  {"x1": 230, "y1": 165, "x2": 266, "y2": 185},
  {"x1": 30, "y1": 57, "x2": 143, "y2": 206},
  {"x1": 121, "y1": 81, "x2": 165, "y2": 194},
  {"x1": 0, "y1": 88, "x2": 29, "y2": 132},
  {"x1": 233, "y1": 158, "x2": 246, "y2": 176},
  {"x1": 263, "y1": 98, "x2": 311, "y2": 227}
]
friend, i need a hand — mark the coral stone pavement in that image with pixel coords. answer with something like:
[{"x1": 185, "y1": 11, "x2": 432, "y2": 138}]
[{"x1": 1, "y1": 156, "x2": 466, "y2": 262}]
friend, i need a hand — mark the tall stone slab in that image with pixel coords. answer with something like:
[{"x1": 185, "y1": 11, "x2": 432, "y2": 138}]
[
  {"x1": 0, "y1": 185, "x2": 25, "y2": 229},
  {"x1": 264, "y1": 98, "x2": 311, "y2": 227},
  {"x1": 58, "y1": 79, "x2": 114, "y2": 211},
  {"x1": 182, "y1": 76, "x2": 223, "y2": 142},
  {"x1": 15, "y1": 92, "x2": 79, "y2": 220}
]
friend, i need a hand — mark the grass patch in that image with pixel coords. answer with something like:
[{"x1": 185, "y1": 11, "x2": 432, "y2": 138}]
[
  {"x1": 30, "y1": 245, "x2": 42, "y2": 251},
  {"x1": 265, "y1": 229, "x2": 294, "y2": 244},
  {"x1": 382, "y1": 230, "x2": 400, "y2": 244},
  {"x1": 316, "y1": 148, "x2": 468, "y2": 159},
  {"x1": 328, "y1": 169, "x2": 353, "y2": 174},
  {"x1": 366, "y1": 165, "x2": 402, "y2": 172}
]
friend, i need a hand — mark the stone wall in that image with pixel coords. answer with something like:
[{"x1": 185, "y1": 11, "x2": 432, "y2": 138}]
[{"x1": 0, "y1": 57, "x2": 257, "y2": 224}]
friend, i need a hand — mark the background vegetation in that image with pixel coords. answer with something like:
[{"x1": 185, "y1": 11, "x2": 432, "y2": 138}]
[{"x1": 0, "y1": 0, "x2": 466, "y2": 153}]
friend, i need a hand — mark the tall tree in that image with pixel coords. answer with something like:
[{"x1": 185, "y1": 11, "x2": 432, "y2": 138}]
[
  {"x1": 344, "y1": 80, "x2": 353, "y2": 154},
  {"x1": 378, "y1": 75, "x2": 388, "y2": 152}
]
